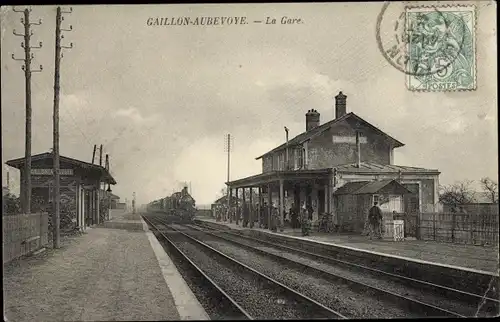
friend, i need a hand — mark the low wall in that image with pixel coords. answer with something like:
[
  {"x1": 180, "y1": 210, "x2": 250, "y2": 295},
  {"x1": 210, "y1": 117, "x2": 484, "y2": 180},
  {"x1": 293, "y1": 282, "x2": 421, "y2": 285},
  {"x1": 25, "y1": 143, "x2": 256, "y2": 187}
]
[
  {"x1": 3, "y1": 213, "x2": 49, "y2": 263},
  {"x1": 109, "y1": 208, "x2": 127, "y2": 220}
]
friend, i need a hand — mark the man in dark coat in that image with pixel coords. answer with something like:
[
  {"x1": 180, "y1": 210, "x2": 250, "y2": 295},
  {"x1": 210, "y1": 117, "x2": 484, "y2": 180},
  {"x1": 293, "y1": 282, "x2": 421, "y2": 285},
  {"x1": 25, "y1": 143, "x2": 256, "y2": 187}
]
[
  {"x1": 262, "y1": 202, "x2": 269, "y2": 229},
  {"x1": 289, "y1": 203, "x2": 297, "y2": 228},
  {"x1": 242, "y1": 203, "x2": 249, "y2": 227},
  {"x1": 368, "y1": 201, "x2": 383, "y2": 239}
]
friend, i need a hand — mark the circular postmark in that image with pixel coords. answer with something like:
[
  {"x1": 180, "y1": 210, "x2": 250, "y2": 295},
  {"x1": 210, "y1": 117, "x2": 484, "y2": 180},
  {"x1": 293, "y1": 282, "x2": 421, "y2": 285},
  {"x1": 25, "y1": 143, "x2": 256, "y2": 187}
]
[{"x1": 376, "y1": 2, "x2": 468, "y2": 78}]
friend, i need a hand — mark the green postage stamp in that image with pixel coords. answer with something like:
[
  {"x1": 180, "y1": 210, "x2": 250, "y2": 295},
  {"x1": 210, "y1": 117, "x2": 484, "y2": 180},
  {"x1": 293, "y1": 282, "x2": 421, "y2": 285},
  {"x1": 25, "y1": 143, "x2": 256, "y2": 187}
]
[{"x1": 405, "y1": 5, "x2": 476, "y2": 92}]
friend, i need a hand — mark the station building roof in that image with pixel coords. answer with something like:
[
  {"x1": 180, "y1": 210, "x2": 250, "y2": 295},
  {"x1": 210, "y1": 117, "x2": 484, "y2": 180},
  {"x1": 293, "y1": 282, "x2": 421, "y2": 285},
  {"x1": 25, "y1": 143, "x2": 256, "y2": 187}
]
[
  {"x1": 5, "y1": 152, "x2": 117, "y2": 185},
  {"x1": 256, "y1": 112, "x2": 405, "y2": 160},
  {"x1": 336, "y1": 162, "x2": 440, "y2": 175}
]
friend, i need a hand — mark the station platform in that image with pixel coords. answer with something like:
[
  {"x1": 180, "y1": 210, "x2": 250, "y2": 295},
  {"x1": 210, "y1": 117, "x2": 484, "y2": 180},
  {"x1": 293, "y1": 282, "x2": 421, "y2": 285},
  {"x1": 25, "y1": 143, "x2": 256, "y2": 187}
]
[
  {"x1": 3, "y1": 213, "x2": 209, "y2": 322},
  {"x1": 102, "y1": 209, "x2": 145, "y2": 231},
  {"x1": 196, "y1": 217, "x2": 499, "y2": 275}
]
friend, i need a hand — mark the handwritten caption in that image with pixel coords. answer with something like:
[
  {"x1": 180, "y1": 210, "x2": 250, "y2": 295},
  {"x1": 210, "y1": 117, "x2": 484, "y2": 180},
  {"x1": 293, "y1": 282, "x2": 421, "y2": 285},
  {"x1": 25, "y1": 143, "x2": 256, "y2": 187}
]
[{"x1": 146, "y1": 16, "x2": 304, "y2": 26}]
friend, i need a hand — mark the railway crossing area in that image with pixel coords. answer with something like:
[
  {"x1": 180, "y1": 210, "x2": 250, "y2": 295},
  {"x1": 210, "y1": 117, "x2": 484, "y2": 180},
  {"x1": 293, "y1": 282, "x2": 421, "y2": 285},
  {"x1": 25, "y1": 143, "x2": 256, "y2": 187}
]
[{"x1": 4, "y1": 210, "x2": 499, "y2": 321}]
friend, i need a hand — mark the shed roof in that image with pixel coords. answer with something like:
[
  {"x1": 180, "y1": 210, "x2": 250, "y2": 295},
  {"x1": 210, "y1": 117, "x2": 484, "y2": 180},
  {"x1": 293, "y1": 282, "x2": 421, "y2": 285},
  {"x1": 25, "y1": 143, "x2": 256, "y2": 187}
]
[
  {"x1": 256, "y1": 112, "x2": 405, "y2": 160},
  {"x1": 335, "y1": 162, "x2": 440, "y2": 174},
  {"x1": 5, "y1": 152, "x2": 117, "y2": 185},
  {"x1": 109, "y1": 193, "x2": 120, "y2": 200},
  {"x1": 334, "y1": 179, "x2": 412, "y2": 195},
  {"x1": 213, "y1": 195, "x2": 241, "y2": 204}
]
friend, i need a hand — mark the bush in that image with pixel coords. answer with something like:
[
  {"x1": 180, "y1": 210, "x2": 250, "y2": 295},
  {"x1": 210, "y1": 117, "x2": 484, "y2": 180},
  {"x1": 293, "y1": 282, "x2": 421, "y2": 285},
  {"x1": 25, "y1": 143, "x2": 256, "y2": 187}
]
[{"x1": 2, "y1": 193, "x2": 21, "y2": 215}]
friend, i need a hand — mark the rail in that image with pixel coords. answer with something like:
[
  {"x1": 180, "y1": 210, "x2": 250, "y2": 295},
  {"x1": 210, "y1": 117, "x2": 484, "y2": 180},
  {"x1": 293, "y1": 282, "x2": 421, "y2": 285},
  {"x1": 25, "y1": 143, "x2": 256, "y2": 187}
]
[
  {"x1": 142, "y1": 215, "x2": 252, "y2": 320},
  {"x1": 149, "y1": 214, "x2": 345, "y2": 319},
  {"x1": 193, "y1": 221, "x2": 499, "y2": 317}
]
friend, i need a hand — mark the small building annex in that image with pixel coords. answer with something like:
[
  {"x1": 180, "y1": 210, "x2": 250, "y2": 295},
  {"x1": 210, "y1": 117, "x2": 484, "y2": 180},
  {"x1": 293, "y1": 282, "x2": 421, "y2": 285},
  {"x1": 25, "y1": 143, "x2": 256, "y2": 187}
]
[
  {"x1": 226, "y1": 91, "x2": 440, "y2": 234},
  {"x1": 6, "y1": 152, "x2": 116, "y2": 231}
]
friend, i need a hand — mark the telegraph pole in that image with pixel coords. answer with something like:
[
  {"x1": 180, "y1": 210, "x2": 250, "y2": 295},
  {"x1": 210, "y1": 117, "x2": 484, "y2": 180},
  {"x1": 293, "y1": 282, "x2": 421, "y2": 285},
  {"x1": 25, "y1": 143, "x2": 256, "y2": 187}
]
[
  {"x1": 52, "y1": 6, "x2": 73, "y2": 249},
  {"x1": 11, "y1": 7, "x2": 43, "y2": 214},
  {"x1": 105, "y1": 154, "x2": 111, "y2": 220},
  {"x1": 92, "y1": 144, "x2": 96, "y2": 164},
  {"x1": 99, "y1": 144, "x2": 103, "y2": 166},
  {"x1": 132, "y1": 192, "x2": 136, "y2": 214},
  {"x1": 224, "y1": 134, "x2": 233, "y2": 221},
  {"x1": 6, "y1": 170, "x2": 10, "y2": 193}
]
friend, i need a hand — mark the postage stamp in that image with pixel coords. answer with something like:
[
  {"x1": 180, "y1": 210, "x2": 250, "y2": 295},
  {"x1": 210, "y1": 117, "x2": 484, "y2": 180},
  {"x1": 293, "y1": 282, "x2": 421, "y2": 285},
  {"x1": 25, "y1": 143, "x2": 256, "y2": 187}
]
[{"x1": 405, "y1": 5, "x2": 477, "y2": 92}]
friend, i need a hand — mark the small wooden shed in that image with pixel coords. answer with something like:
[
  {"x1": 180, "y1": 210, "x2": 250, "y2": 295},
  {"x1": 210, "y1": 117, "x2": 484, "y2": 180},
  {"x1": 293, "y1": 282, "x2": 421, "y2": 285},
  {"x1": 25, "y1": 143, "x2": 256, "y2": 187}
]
[{"x1": 334, "y1": 179, "x2": 412, "y2": 233}]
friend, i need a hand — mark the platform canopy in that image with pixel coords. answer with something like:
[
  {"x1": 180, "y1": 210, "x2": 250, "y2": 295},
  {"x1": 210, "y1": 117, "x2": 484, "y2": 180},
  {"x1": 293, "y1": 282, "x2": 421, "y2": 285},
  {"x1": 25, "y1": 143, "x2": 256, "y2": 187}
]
[
  {"x1": 226, "y1": 168, "x2": 332, "y2": 189},
  {"x1": 6, "y1": 152, "x2": 117, "y2": 185}
]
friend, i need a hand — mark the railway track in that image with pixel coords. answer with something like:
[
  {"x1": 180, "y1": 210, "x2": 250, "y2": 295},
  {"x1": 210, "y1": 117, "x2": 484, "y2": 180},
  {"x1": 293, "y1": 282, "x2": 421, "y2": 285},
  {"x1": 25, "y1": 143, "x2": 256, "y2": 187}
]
[
  {"x1": 142, "y1": 215, "x2": 251, "y2": 320},
  {"x1": 144, "y1": 214, "x2": 345, "y2": 320},
  {"x1": 190, "y1": 221, "x2": 499, "y2": 318},
  {"x1": 198, "y1": 220, "x2": 497, "y2": 296}
]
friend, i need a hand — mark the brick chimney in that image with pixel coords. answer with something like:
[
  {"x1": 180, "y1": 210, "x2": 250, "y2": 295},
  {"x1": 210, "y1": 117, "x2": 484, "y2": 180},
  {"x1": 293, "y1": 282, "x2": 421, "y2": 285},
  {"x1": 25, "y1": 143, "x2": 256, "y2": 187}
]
[
  {"x1": 335, "y1": 91, "x2": 347, "y2": 119},
  {"x1": 305, "y1": 109, "x2": 320, "y2": 131}
]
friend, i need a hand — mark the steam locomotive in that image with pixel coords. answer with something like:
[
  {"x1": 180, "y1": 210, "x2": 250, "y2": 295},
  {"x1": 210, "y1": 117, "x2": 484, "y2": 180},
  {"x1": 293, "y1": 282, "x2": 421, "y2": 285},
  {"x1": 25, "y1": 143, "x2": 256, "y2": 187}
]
[{"x1": 147, "y1": 186, "x2": 196, "y2": 223}]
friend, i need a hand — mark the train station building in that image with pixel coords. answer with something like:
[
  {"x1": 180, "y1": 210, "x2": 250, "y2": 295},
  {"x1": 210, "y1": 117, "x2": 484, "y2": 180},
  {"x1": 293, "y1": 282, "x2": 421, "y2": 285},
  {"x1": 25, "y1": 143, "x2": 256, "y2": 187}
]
[
  {"x1": 226, "y1": 91, "x2": 441, "y2": 234},
  {"x1": 6, "y1": 151, "x2": 117, "y2": 231}
]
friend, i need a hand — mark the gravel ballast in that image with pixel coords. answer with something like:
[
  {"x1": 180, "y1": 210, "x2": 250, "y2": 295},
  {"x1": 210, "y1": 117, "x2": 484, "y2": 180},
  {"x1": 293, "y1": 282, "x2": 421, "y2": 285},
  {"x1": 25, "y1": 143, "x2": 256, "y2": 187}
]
[
  {"x1": 149, "y1": 228, "x2": 237, "y2": 320},
  {"x1": 164, "y1": 228, "x2": 338, "y2": 319},
  {"x1": 174, "y1": 225, "x2": 415, "y2": 319},
  {"x1": 194, "y1": 222, "x2": 498, "y2": 317},
  {"x1": 212, "y1": 229, "x2": 479, "y2": 317}
]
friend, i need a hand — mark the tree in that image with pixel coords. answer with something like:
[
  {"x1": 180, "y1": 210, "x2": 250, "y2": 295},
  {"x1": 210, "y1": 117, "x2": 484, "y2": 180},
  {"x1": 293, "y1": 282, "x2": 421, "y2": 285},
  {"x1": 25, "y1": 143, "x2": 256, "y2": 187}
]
[
  {"x1": 439, "y1": 180, "x2": 477, "y2": 206},
  {"x1": 480, "y1": 177, "x2": 498, "y2": 203},
  {"x1": 217, "y1": 187, "x2": 228, "y2": 199}
]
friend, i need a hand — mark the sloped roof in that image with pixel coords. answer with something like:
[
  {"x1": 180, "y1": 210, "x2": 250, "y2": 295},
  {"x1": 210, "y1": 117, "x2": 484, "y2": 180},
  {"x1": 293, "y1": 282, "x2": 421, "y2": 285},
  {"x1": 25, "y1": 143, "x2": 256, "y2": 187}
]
[
  {"x1": 213, "y1": 195, "x2": 241, "y2": 204},
  {"x1": 334, "y1": 179, "x2": 412, "y2": 195},
  {"x1": 333, "y1": 181, "x2": 370, "y2": 195},
  {"x1": 336, "y1": 162, "x2": 440, "y2": 174},
  {"x1": 109, "y1": 193, "x2": 120, "y2": 200},
  {"x1": 5, "y1": 152, "x2": 117, "y2": 184},
  {"x1": 255, "y1": 112, "x2": 405, "y2": 160}
]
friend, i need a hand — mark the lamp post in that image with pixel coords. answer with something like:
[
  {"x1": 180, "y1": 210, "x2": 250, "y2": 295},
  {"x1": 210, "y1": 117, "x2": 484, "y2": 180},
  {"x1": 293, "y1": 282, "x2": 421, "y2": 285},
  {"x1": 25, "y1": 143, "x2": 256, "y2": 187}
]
[{"x1": 106, "y1": 184, "x2": 111, "y2": 221}]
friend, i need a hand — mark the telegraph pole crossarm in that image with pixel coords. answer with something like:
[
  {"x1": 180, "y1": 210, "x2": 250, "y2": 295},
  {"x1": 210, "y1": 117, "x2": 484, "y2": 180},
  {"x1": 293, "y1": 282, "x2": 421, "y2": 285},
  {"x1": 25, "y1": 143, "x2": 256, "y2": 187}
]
[{"x1": 29, "y1": 19, "x2": 42, "y2": 25}]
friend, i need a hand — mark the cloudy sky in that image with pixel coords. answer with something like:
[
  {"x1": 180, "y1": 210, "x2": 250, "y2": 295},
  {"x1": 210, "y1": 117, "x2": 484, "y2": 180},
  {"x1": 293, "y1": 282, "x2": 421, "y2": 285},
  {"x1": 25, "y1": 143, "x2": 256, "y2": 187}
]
[{"x1": 1, "y1": 2, "x2": 497, "y2": 206}]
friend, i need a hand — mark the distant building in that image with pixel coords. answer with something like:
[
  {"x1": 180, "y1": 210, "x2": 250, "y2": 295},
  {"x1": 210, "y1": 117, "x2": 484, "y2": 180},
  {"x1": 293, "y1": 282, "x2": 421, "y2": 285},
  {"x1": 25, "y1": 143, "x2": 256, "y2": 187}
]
[
  {"x1": 211, "y1": 195, "x2": 243, "y2": 219},
  {"x1": 101, "y1": 190, "x2": 121, "y2": 209},
  {"x1": 227, "y1": 91, "x2": 440, "y2": 233},
  {"x1": 6, "y1": 152, "x2": 116, "y2": 230}
]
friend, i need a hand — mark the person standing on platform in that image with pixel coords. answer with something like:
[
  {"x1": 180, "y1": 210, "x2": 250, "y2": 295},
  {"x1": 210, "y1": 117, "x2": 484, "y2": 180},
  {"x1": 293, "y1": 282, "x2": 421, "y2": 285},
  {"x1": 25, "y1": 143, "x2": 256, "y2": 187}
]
[
  {"x1": 368, "y1": 201, "x2": 383, "y2": 240},
  {"x1": 243, "y1": 202, "x2": 249, "y2": 228},
  {"x1": 262, "y1": 202, "x2": 269, "y2": 229},
  {"x1": 300, "y1": 203, "x2": 311, "y2": 236},
  {"x1": 290, "y1": 203, "x2": 297, "y2": 229},
  {"x1": 270, "y1": 203, "x2": 279, "y2": 232},
  {"x1": 307, "y1": 203, "x2": 314, "y2": 221}
]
